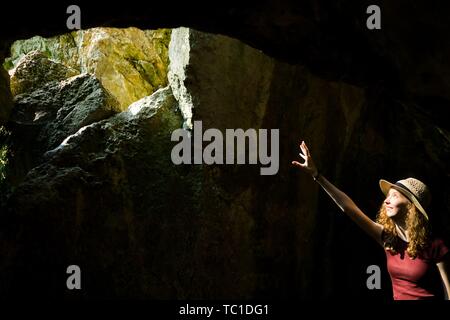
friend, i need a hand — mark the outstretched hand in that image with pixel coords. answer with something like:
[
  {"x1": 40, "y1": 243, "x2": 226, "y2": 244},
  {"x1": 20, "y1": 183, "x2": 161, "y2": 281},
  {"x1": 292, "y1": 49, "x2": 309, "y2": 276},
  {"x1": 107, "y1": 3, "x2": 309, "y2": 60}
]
[{"x1": 291, "y1": 140, "x2": 318, "y2": 177}]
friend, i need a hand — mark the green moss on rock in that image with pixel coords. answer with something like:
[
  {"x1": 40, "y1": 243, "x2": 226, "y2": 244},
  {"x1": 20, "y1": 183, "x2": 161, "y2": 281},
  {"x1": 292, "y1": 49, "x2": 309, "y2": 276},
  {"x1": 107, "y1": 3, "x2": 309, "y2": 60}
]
[{"x1": 5, "y1": 28, "x2": 172, "y2": 110}]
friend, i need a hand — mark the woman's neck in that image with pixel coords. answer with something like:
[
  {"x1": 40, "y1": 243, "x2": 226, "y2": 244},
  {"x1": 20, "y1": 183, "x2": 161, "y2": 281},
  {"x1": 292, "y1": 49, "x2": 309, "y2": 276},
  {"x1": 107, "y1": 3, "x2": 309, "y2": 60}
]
[
  {"x1": 395, "y1": 222, "x2": 409, "y2": 242},
  {"x1": 391, "y1": 214, "x2": 409, "y2": 242}
]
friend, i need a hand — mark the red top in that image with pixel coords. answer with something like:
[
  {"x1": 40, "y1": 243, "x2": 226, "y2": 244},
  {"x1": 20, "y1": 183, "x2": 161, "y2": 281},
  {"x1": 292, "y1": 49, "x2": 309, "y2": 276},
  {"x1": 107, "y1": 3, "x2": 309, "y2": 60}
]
[{"x1": 385, "y1": 237, "x2": 449, "y2": 300}]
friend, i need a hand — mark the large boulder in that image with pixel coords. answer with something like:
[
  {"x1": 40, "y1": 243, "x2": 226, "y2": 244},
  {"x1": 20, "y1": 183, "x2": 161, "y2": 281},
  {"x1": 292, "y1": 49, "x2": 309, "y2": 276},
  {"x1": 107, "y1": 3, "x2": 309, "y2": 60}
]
[
  {"x1": 7, "y1": 73, "x2": 120, "y2": 185},
  {"x1": 9, "y1": 50, "x2": 79, "y2": 96},
  {"x1": 5, "y1": 28, "x2": 171, "y2": 110},
  {"x1": 4, "y1": 33, "x2": 80, "y2": 71},
  {"x1": 78, "y1": 28, "x2": 170, "y2": 109},
  {"x1": 169, "y1": 28, "x2": 372, "y2": 298},
  {"x1": 0, "y1": 86, "x2": 201, "y2": 298},
  {"x1": 170, "y1": 28, "x2": 275, "y2": 131}
]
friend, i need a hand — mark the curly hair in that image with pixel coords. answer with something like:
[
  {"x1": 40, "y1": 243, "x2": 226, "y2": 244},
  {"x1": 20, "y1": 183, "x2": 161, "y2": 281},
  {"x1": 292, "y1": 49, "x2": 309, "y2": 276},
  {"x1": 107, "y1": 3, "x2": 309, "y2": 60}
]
[{"x1": 375, "y1": 202, "x2": 430, "y2": 259}]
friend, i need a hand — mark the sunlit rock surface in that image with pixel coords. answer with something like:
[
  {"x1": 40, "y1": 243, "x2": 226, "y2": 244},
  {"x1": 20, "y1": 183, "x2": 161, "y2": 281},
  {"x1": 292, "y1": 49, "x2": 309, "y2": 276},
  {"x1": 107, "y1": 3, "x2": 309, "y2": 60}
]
[
  {"x1": 168, "y1": 27, "x2": 193, "y2": 129},
  {"x1": 77, "y1": 28, "x2": 170, "y2": 109},
  {"x1": 4, "y1": 32, "x2": 81, "y2": 71},
  {"x1": 6, "y1": 28, "x2": 171, "y2": 110},
  {"x1": 9, "y1": 51, "x2": 79, "y2": 96}
]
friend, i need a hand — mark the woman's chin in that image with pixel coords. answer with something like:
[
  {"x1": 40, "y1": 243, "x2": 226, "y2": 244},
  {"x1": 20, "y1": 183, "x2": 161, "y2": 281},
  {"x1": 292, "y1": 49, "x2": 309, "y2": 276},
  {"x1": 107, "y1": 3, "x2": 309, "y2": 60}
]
[{"x1": 387, "y1": 211, "x2": 397, "y2": 218}]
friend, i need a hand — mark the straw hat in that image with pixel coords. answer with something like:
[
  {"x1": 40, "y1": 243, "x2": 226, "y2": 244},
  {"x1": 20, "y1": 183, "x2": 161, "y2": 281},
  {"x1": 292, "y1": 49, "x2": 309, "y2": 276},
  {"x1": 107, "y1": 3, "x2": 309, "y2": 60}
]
[{"x1": 379, "y1": 177, "x2": 431, "y2": 220}]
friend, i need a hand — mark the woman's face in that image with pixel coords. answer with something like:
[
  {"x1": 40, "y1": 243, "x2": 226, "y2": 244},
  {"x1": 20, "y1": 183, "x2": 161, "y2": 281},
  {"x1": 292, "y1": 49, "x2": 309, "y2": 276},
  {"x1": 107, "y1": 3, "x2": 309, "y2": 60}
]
[{"x1": 384, "y1": 188, "x2": 411, "y2": 218}]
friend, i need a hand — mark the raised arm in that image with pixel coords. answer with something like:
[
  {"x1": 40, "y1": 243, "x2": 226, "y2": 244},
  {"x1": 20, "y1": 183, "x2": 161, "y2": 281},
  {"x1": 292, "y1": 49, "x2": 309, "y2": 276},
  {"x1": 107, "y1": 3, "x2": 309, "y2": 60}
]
[{"x1": 292, "y1": 140, "x2": 383, "y2": 245}]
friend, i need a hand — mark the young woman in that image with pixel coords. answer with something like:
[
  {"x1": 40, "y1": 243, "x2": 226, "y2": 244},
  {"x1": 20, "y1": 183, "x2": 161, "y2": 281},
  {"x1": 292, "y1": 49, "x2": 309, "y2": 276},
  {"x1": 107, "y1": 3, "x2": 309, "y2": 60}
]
[{"x1": 292, "y1": 140, "x2": 450, "y2": 300}]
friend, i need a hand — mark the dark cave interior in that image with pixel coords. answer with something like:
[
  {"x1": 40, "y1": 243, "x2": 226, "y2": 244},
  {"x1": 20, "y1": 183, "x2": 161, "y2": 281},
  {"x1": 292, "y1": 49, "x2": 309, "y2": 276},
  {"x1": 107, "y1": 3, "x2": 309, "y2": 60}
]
[{"x1": 0, "y1": 0, "x2": 449, "y2": 301}]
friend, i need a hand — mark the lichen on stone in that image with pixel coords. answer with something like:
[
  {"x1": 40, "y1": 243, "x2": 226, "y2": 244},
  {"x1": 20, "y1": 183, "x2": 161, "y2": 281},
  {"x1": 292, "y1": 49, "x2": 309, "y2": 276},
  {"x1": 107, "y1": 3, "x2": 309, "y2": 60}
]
[{"x1": 5, "y1": 27, "x2": 172, "y2": 110}]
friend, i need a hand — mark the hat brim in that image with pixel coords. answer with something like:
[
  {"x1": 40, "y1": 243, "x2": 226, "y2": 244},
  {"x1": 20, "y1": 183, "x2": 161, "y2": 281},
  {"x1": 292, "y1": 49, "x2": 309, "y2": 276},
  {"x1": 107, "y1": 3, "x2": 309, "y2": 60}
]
[{"x1": 379, "y1": 179, "x2": 429, "y2": 220}]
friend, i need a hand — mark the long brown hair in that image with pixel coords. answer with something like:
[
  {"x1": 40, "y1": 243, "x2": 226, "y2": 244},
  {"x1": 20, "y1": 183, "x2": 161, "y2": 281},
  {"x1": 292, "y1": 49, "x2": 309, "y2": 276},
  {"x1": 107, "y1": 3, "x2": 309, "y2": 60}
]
[{"x1": 375, "y1": 202, "x2": 430, "y2": 259}]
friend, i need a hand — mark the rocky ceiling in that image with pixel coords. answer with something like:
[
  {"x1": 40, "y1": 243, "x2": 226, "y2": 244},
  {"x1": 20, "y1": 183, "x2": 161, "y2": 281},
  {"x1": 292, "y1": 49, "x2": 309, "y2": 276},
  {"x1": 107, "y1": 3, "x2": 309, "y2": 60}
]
[{"x1": 2, "y1": 0, "x2": 450, "y2": 102}]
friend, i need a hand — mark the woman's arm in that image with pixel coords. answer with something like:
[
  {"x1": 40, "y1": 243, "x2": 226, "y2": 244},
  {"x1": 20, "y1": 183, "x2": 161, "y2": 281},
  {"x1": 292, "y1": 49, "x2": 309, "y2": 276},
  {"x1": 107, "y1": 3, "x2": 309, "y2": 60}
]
[
  {"x1": 437, "y1": 255, "x2": 450, "y2": 300},
  {"x1": 315, "y1": 174, "x2": 383, "y2": 245},
  {"x1": 292, "y1": 141, "x2": 383, "y2": 245}
]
